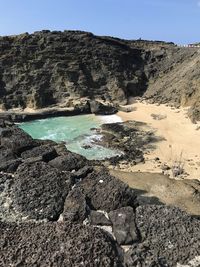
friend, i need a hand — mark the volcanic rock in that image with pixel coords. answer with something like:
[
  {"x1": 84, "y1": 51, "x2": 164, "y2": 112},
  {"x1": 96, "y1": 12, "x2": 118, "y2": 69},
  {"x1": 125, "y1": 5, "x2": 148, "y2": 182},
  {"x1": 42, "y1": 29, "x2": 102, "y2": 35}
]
[
  {"x1": 21, "y1": 144, "x2": 58, "y2": 162},
  {"x1": 124, "y1": 205, "x2": 200, "y2": 266},
  {"x1": 0, "y1": 221, "x2": 122, "y2": 267},
  {"x1": 77, "y1": 169, "x2": 137, "y2": 212},
  {"x1": 11, "y1": 161, "x2": 73, "y2": 220},
  {"x1": 62, "y1": 188, "x2": 87, "y2": 223},
  {"x1": 49, "y1": 152, "x2": 87, "y2": 172},
  {"x1": 109, "y1": 206, "x2": 139, "y2": 245},
  {"x1": 89, "y1": 210, "x2": 112, "y2": 226}
]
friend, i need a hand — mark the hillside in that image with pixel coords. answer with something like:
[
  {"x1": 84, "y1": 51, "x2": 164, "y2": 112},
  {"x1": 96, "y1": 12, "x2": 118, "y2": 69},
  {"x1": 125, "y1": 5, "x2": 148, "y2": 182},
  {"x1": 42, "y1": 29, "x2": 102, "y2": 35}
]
[{"x1": 0, "y1": 30, "x2": 199, "y2": 121}]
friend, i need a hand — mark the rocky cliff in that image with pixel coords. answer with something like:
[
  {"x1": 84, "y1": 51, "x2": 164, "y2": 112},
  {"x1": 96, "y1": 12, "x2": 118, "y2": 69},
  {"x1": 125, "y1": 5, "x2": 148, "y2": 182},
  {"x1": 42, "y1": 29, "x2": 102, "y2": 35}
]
[{"x1": 0, "y1": 30, "x2": 200, "y2": 121}]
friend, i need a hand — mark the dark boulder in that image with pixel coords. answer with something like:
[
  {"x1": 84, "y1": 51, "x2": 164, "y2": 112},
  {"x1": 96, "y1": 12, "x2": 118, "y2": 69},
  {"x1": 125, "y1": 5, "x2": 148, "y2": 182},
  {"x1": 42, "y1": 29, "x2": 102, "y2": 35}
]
[
  {"x1": 89, "y1": 100, "x2": 118, "y2": 115},
  {"x1": 73, "y1": 165, "x2": 93, "y2": 179},
  {"x1": 49, "y1": 152, "x2": 87, "y2": 171},
  {"x1": 62, "y1": 188, "x2": 87, "y2": 223},
  {"x1": 11, "y1": 161, "x2": 72, "y2": 221},
  {"x1": 77, "y1": 169, "x2": 137, "y2": 212},
  {"x1": 124, "y1": 205, "x2": 200, "y2": 267},
  {"x1": 109, "y1": 206, "x2": 139, "y2": 245},
  {"x1": 89, "y1": 210, "x2": 112, "y2": 226},
  {"x1": 0, "y1": 147, "x2": 17, "y2": 162},
  {"x1": 21, "y1": 144, "x2": 58, "y2": 162},
  {"x1": 0, "y1": 127, "x2": 37, "y2": 154},
  {"x1": 0, "y1": 221, "x2": 122, "y2": 267},
  {"x1": 0, "y1": 158, "x2": 22, "y2": 173}
]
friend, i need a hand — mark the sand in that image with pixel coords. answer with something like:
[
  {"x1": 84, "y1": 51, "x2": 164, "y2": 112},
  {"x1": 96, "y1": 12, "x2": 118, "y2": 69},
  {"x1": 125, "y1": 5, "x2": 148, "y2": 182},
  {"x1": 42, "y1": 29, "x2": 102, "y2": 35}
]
[{"x1": 117, "y1": 101, "x2": 200, "y2": 180}]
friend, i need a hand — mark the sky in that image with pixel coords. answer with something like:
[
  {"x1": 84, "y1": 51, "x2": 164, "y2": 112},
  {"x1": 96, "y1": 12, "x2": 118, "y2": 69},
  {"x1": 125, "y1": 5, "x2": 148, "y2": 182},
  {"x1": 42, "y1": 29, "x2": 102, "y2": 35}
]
[{"x1": 0, "y1": 0, "x2": 200, "y2": 44}]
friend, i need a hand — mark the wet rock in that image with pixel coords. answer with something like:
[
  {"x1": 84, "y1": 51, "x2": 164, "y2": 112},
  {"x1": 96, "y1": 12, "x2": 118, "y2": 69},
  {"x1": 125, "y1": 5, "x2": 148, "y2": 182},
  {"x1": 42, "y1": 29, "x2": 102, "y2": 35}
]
[
  {"x1": 62, "y1": 188, "x2": 87, "y2": 223},
  {"x1": 109, "y1": 206, "x2": 139, "y2": 245},
  {"x1": 126, "y1": 205, "x2": 200, "y2": 266},
  {"x1": 0, "y1": 221, "x2": 122, "y2": 267},
  {"x1": 89, "y1": 210, "x2": 111, "y2": 226},
  {"x1": 21, "y1": 144, "x2": 58, "y2": 162},
  {"x1": 11, "y1": 161, "x2": 72, "y2": 221},
  {"x1": 49, "y1": 152, "x2": 87, "y2": 172},
  {"x1": 77, "y1": 169, "x2": 137, "y2": 212},
  {"x1": 89, "y1": 100, "x2": 117, "y2": 115}
]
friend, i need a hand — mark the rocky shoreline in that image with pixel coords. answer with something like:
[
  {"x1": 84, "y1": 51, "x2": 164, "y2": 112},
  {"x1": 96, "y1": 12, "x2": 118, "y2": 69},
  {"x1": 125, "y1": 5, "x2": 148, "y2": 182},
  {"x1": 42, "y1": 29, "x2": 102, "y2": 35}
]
[
  {"x1": 0, "y1": 119, "x2": 200, "y2": 266},
  {"x1": 0, "y1": 100, "x2": 117, "y2": 122}
]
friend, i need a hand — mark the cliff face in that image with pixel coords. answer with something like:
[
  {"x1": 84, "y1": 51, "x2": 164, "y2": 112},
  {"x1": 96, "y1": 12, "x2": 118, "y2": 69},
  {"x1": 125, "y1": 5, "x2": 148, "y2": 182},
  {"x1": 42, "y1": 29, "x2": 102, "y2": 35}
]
[
  {"x1": 0, "y1": 31, "x2": 148, "y2": 110},
  {"x1": 0, "y1": 30, "x2": 199, "y2": 120}
]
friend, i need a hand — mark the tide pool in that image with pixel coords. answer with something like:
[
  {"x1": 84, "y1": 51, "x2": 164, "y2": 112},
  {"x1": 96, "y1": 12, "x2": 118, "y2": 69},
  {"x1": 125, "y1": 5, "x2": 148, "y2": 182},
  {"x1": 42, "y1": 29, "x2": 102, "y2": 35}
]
[{"x1": 19, "y1": 114, "x2": 122, "y2": 160}]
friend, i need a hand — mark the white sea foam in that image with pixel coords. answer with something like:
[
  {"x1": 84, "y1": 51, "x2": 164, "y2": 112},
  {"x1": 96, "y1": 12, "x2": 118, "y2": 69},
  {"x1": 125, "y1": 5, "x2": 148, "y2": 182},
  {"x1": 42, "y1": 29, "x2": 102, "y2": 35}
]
[{"x1": 97, "y1": 114, "x2": 122, "y2": 124}]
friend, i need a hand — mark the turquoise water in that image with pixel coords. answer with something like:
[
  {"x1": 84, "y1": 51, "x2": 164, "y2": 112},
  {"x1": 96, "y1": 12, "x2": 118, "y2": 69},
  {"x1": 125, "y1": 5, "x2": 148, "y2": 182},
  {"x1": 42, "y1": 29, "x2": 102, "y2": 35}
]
[{"x1": 19, "y1": 115, "x2": 122, "y2": 160}]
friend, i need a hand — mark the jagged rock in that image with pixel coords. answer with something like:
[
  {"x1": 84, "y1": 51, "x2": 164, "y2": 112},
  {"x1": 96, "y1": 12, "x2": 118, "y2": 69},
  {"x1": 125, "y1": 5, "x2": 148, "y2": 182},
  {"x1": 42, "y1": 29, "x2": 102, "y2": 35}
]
[
  {"x1": 124, "y1": 205, "x2": 200, "y2": 267},
  {"x1": 11, "y1": 161, "x2": 73, "y2": 220},
  {"x1": 62, "y1": 188, "x2": 87, "y2": 223},
  {"x1": 109, "y1": 206, "x2": 139, "y2": 245},
  {"x1": 0, "y1": 221, "x2": 122, "y2": 267},
  {"x1": 89, "y1": 100, "x2": 117, "y2": 115},
  {"x1": 0, "y1": 158, "x2": 22, "y2": 173},
  {"x1": 0, "y1": 147, "x2": 17, "y2": 163},
  {"x1": 77, "y1": 169, "x2": 137, "y2": 212},
  {"x1": 89, "y1": 210, "x2": 111, "y2": 226},
  {"x1": 73, "y1": 166, "x2": 93, "y2": 179},
  {"x1": 49, "y1": 152, "x2": 87, "y2": 171},
  {"x1": 21, "y1": 144, "x2": 58, "y2": 162}
]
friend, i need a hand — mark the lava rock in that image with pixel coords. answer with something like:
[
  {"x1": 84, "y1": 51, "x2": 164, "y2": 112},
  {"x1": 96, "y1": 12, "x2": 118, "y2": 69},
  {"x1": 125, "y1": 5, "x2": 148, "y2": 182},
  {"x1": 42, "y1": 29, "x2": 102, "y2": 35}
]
[
  {"x1": 73, "y1": 166, "x2": 93, "y2": 179},
  {"x1": 109, "y1": 206, "x2": 139, "y2": 245},
  {"x1": 49, "y1": 152, "x2": 87, "y2": 172},
  {"x1": 11, "y1": 161, "x2": 72, "y2": 221},
  {"x1": 0, "y1": 221, "x2": 122, "y2": 267},
  {"x1": 0, "y1": 127, "x2": 37, "y2": 154},
  {"x1": 89, "y1": 210, "x2": 112, "y2": 226},
  {"x1": 0, "y1": 158, "x2": 22, "y2": 173},
  {"x1": 77, "y1": 169, "x2": 137, "y2": 212},
  {"x1": 21, "y1": 144, "x2": 58, "y2": 162},
  {"x1": 62, "y1": 188, "x2": 87, "y2": 223},
  {"x1": 125, "y1": 205, "x2": 200, "y2": 266}
]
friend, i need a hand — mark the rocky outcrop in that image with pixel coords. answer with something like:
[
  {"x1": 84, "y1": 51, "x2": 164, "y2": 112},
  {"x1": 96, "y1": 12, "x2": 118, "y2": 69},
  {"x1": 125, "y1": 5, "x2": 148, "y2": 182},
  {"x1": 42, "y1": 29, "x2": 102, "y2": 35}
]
[
  {"x1": 0, "y1": 31, "x2": 148, "y2": 110},
  {"x1": 0, "y1": 121, "x2": 200, "y2": 265},
  {"x1": 76, "y1": 169, "x2": 138, "y2": 212},
  {"x1": 0, "y1": 30, "x2": 200, "y2": 121}
]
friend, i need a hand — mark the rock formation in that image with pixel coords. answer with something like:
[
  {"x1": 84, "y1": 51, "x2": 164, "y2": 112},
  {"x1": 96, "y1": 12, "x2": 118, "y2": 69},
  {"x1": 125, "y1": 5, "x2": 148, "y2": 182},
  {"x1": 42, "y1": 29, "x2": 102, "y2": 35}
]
[
  {"x1": 0, "y1": 30, "x2": 200, "y2": 121},
  {"x1": 0, "y1": 121, "x2": 200, "y2": 266}
]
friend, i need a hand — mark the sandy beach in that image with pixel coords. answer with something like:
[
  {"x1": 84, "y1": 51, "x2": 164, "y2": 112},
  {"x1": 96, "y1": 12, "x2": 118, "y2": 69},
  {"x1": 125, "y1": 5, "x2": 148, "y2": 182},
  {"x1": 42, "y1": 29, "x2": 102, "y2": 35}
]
[{"x1": 117, "y1": 101, "x2": 200, "y2": 180}]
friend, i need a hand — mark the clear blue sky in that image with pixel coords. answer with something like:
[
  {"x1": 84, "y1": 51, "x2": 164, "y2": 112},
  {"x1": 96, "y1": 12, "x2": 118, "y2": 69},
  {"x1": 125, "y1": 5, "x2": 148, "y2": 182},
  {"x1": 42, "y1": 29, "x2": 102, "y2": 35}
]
[{"x1": 0, "y1": 0, "x2": 200, "y2": 44}]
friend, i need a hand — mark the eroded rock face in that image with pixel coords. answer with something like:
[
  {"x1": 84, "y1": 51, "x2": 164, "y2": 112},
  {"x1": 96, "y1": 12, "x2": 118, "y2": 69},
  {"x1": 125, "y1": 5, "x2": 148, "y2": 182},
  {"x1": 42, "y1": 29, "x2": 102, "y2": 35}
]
[
  {"x1": 0, "y1": 221, "x2": 122, "y2": 267},
  {"x1": 11, "y1": 161, "x2": 72, "y2": 220},
  {"x1": 0, "y1": 31, "x2": 148, "y2": 110},
  {"x1": 77, "y1": 169, "x2": 138, "y2": 212}
]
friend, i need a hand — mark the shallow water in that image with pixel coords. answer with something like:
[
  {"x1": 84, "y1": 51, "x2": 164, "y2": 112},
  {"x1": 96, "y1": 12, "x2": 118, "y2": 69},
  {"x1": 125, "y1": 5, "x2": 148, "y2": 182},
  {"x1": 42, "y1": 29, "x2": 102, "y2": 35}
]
[{"x1": 19, "y1": 114, "x2": 122, "y2": 160}]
